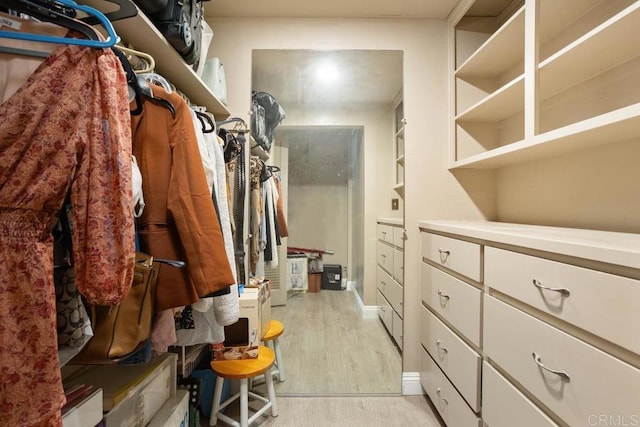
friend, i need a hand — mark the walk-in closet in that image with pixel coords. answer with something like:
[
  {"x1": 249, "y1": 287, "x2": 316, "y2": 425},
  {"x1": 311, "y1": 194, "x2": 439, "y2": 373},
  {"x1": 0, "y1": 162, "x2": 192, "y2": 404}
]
[{"x1": 1, "y1": 0, "x2": 638, "y2": 426}]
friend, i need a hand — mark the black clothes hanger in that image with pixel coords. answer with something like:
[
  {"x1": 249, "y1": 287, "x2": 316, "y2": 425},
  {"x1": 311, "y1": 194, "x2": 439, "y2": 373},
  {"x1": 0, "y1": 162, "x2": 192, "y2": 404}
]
[
  {"x1": 195, "y1": 110, "x2": 215, "y2": 133},
  {"x1": 80, "y1": 0, "x2": 137, "y2": 25},
  {"x1": 112, "y1": 46, "x2": 143, "y2": 115},
  {"x1": 2, "y1": 0, "x2": 100, "y2": 41},
  {"x1": 112, "y1": 48, "x2": 176, "y2": 118}
]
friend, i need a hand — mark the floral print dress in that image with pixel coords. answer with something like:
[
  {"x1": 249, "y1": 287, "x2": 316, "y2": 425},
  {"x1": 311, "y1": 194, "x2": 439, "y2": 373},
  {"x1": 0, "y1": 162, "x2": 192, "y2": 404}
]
[{"x1": 0, "y1": 43, "x2": 135, "y2": 426}]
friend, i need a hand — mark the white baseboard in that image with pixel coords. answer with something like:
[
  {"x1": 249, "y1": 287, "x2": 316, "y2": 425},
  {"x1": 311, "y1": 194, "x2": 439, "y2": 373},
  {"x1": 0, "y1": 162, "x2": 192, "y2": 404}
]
[
  {"x1": 402, "y1": 372, "x2": 423, "y2": 395},
  {"x1": 352, "y1": 288, "x2": 378, "y2": 319}
]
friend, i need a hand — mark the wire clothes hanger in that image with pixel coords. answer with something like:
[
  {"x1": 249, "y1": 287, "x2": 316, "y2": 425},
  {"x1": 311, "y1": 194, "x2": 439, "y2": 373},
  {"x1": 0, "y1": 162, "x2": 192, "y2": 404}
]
[
  {"x1": 0, "y1": 0, "x2": 121, "y2": 48},
  {"x1": 216, "y1": 117, "x2": 248, "y2": 132},
  {"x1": 1, "y1": 0, "x2": 101, "y2": 45}
]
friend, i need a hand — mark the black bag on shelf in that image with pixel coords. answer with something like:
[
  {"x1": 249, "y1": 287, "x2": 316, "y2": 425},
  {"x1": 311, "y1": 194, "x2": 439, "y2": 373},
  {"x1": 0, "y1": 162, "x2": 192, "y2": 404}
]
[
  {"x1": 250, "y1": 91, "x2": 285, "y2": 152},
  {"x1": 134, "y1": 0, "x2": 203, "y2": 65}
]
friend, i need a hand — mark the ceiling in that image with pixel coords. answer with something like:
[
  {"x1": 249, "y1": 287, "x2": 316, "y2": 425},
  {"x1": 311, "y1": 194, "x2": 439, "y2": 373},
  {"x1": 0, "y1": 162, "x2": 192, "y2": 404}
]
[
  {"x1": 252, "y1": 50, "x2": 403, "y2": 107},
  {"x1": 204, "y1": 0, "x2": 458, "y2": 19}
]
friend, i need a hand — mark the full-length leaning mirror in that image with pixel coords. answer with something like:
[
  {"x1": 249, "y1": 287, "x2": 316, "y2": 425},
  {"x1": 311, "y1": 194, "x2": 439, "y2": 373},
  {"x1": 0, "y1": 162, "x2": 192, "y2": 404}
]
[{"x1": 251, "y1": 49, "x2": 404, "y2": 395}]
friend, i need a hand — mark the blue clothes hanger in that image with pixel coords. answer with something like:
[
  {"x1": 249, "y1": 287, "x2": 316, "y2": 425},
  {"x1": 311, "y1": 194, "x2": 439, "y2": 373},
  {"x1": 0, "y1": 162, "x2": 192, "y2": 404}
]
[{"x1": 0, "y1": 0, "x2": 120, "y2": 48}]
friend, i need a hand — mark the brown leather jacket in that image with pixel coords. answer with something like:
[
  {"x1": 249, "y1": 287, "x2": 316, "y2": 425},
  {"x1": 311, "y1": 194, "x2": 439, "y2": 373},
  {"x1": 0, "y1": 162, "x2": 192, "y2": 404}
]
[{"x1": 131, "y1": 87, "x2": 234, "y2": 310}]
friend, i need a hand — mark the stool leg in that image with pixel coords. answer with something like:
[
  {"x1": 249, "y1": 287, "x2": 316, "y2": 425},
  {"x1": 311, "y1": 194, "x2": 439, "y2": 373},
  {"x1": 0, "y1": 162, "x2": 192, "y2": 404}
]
[
  {"x1": 265, "y1": 367, "x2": 278, "y2": 417},
  {"x1": 273, "y1": 338, "x2": 285, "y2": 382},
  {"x1": 210, "y1": 376, "x2": 224, "y2": 426},
  {"x1": 240, "y1": 378, "x2": 249, "y2": 427}
]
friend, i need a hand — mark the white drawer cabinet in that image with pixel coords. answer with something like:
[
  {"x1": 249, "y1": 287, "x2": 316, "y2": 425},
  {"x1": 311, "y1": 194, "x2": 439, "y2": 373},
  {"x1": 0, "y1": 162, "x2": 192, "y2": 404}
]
[
  {"x1": 376, "y1": 223, "x2": 394, "y2": 245},
  {"x1": 419, "y1": 220, "x2": 640, "y2": 427},
  {"x1": 377, "y1": 290, "x2": 393, "y2": 333},
  {"x1": 485, "y1": 294, "x2": 640, "y2": 426},
  {"x1": 377, "y1": 219, "x2": 404, "y2": 353},
  {"x1": 376, "y1": 241, "x2": 394, "y2": 276},
  {"x1": 482, "y1": 362, "x2": 558, "y2": 427},
  {"x1": 485, "y1": 246, "x2": 640, "y2": 354},
  {"x1": 392, "y1": 226, "x2": 404, "y2": 249},
  {"x1": 421, "y1": 232, "x2": 481, "y2": 281},
  {"x1": 420, "y1": 305, "x2": 481, "y2": 411},
  {"x1": 420, "y1": 348, "x2": 481, "y2": 427},
  {"x1": 393, "y1": 248, "x2": 403, "y2": 284},
  {"x1": 392, "y1": 310, "x2": 403, "y2": 350},
  {"x1": 421, "y1": 263, "x2": 482, "y2": 346}
]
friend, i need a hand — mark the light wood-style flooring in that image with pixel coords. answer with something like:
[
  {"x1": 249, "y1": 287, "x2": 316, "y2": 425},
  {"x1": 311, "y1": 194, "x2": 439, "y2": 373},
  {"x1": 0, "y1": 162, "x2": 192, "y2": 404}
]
[
  {"x1": 268, "y1": 289, "x2": 402, "y2": 395},
  {"x1": 204, "y1": 289, "x2": 443, "y2": 426}
]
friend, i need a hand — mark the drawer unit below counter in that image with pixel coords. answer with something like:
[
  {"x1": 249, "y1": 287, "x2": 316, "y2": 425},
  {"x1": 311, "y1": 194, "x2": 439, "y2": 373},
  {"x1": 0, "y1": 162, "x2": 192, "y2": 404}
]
[
  {"x1": 484, "y1": 294, "x2": 640, "y2": 427},
  {"x1": 422, "y1": 232, "x2": 481, "y2": 282},
  {"x1": 485, "y1": 246, "x2": 640, "y2": 355}
]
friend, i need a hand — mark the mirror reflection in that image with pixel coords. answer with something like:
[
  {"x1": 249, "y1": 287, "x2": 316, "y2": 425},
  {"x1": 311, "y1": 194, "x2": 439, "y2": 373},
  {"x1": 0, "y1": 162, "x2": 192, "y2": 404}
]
[{"x1": 251, "y1": 49, "x2": 404, "y2": 395}]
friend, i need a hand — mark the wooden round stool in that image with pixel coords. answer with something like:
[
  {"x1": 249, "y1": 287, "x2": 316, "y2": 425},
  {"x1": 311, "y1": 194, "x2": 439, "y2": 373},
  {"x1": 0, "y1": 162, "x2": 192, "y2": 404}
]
[
  {"x1": 262, "y1": 320, "x2": 285, "y2": 382},
  {"x1": 210, "y1": 345, "x2": 278, "y2": 427}
]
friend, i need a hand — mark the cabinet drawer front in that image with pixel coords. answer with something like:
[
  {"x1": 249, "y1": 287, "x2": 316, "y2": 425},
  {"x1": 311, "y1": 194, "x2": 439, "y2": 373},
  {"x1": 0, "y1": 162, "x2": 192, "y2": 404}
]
[
  {"x1": 377, "y1": 224, "x2": 394, "y2": 244},
  {"x1": 483, "y1": 362, "x2": 558, "y2": 427},
  {"x1": 421, "y1": 232, "x2": 481, "y2": 281},
  {"x1": 393, "y1": 227, "x2": 404, "y2": 249},
  {"x1": 485, "y1": 246, "x2": 640, "y2": 354},
  {"x1": 420, "y1": 305, "x2": 481, "y2": 411},
  {"x1": 393, "y1": 248, "x2": 404, "y2": 285},
  {"x1": 392, "y1": 311, "x2": 403, "y2": 350},
  {"x1": 420, "y1": 349, "x2": 481, "y2": 427},
  {"x1": 377, "y1": 241, "x2": 394, "y2": 275},
  {"x1": 386, "y1": 278, "x2": 403, "y2": 318},
  {"x1": 421, "y1": 263, "x2": 482, "y2": 346},
  {"x1": 377, "y1": 290, "x2": 392, "y2": 332},
  {"x1": 377, "y1": 266, "x2": 392, "y2": 295},
  {"x1": 484, "y1": 295, "x2": 640, "y2": 426}
]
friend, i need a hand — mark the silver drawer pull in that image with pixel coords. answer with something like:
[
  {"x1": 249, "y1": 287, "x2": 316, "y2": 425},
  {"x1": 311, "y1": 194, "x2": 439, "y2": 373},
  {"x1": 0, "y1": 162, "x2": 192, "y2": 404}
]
[
  {"x1": 532, "y1": 352, "x2": 571, "y2": 382},
  {"x1": 437, "y1": 248, "x2": 450, "y2": 263},
  {"x1": 437, "y1": 289, "x2": 450, "y2": 301},
  {"x1": 436, "y1": 339, "x2": 448, "y2": 355},
  {"x1": 381, "y1": 254, "x2": 387, "y2": 258},
  {"x1": 436, "y1": 388, "x2": 448, "y2": 405},
  {"x1": 532, "y1": 279, "x2": 571, "y2": 297}
]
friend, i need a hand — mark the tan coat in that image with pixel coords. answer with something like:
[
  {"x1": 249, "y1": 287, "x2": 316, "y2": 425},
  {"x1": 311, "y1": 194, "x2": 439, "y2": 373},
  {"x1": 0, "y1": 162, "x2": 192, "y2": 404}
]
[{"x1": 131, "y1": 87, "x2": 234, "y2": 310}]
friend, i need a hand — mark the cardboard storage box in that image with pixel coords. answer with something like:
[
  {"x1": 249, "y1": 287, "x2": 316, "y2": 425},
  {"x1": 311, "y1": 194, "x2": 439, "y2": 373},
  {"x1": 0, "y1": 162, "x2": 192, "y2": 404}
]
[
  {"x1": 211, "y1": 345, "x2": 259, "y2": 361},
  {"x1": 148, "y1": 389, "x2": 189, "y2": 427},
  {"x1": 62, "y1": 353, "x2": 177, "y2": 427},
  {"x1": 224, "y1": 281, "x2": 271, "y2": 344}
]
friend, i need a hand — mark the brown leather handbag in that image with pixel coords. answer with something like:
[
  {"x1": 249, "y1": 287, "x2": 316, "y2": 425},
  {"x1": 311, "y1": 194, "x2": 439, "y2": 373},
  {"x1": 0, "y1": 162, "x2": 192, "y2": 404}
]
[{"x1": 70, "y1": 252, "x2": 158, "y2": 364}]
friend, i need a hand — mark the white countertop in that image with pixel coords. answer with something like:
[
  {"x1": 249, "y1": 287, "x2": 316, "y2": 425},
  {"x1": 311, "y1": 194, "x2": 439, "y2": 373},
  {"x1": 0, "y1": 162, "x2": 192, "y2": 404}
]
[
  {"x1": 377, "y1": 217, "x2": 403, "y2": 226},
  {"x1": 418, "y1": 220, "x2": 640, "y2": 270}
]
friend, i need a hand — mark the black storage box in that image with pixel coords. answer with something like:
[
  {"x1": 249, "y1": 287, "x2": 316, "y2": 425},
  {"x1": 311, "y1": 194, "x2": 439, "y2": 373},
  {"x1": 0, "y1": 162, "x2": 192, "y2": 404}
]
[{"x1": 321, "y1": 264, "x2": 343, "y2": 290}]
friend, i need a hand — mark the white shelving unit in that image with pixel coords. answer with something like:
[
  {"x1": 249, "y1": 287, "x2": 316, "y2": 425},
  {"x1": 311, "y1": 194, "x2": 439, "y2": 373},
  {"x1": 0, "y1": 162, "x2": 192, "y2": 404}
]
[
  {"x1": 86, "y1": 0, "x2": 230, "y2": 118},
  {"x1": 393, "y1": 97, "x2": 405, "y2": 196},
  {"x1": 450, "y1": 0, "x2": 640, "y2": 169}
]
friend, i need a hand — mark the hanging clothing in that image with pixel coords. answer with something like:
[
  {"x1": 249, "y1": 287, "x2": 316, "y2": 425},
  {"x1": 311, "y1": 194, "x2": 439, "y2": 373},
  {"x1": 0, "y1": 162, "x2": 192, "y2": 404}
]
[
  {"x1": 0, "y1": 39, "x2": 135, "y2": 427},
  {"x1": 264, "y1": 177, "x2": 279, "y2": 267},
  {"x1": 209, "y1": 134, "x2": 239, "y2": 326},
  {"x1": 273, "y1": 174, "x2": 289, "y2": 238},
  {"x1": 131, "y1": 85, "x2": 234, "y2": 311},
  {"x1": 249, "y1": 157, "x2": 263, "y2": 274}
]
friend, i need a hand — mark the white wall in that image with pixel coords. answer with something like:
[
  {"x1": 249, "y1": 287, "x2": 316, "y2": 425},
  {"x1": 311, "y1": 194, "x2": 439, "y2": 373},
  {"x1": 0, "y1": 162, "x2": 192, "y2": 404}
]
[
  {"x1": 207, "y1": 17, "x2": 493, "y2": 374},
  {"x1": 497, "y1": 138, "x2": 640, "y2": 233}
]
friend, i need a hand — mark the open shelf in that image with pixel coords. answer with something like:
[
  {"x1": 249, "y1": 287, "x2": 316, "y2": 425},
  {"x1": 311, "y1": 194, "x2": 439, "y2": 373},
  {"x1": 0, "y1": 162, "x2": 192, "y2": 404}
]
[
  {"x1": 456, "y1": 75, "x2": 524, "y2": 122},
  {"x1": 393, "y1": 183, "x2": 405, "y2": 194},
  {"x1": 88, "y1": 1, "x2": 230, "y2": 118},
  {"x1": 539, "y1": 2, "x2": 640, "y2": 99},
  {"x1": 455, "y1": 6, "x2": 525, "y2": 79},
  {"x1": 451, "y1": 103, "x2": 640, "y2": 169}
]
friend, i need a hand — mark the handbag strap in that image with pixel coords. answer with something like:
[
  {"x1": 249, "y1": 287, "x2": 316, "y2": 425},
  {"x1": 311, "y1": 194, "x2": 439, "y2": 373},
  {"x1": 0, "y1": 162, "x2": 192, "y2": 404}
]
[{"x1": 234, "y1": 130, "x2": 247, "y2": 284}]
